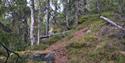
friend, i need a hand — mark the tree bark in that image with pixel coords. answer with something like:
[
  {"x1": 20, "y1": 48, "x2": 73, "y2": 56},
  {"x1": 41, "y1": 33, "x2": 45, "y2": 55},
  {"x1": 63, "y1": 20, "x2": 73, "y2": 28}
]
[
  {"x1": 75, "y1": 0, "x2": 79, "y2": 26},
  {"x1": 30, "y1": 0, "x2": 35, "y2": 46},
  {"x1": 46, "y1": 0, "x2": 50, "y2": 36},
  {"x1": 37, "y1": 7, "x2": 41, "y2": 45}
]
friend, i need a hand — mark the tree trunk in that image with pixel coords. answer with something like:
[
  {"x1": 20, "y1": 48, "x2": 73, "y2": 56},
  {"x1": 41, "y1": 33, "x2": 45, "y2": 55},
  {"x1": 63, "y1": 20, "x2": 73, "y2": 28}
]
[
  {"x1": 64, "y1": 1, "x2": 70, "y2": 31},
  {"x1": 37, "y1": 9, "x2": 41, "y2": 45},
  {"x1": 23, "y1": 18, "x2": 29, "y2": 43},
  {"x1": 30, "y1": 0, "x2": 35, "y2": 46},
  {"x1": 46, "y1": 0, "x2": 50, "y2": 36},
  {"x1": 75, "y1": 0, "x2": 79, "y2": 26},
  {"x1": 96, "y1": 0, "x2": 101, "y2": 15}
]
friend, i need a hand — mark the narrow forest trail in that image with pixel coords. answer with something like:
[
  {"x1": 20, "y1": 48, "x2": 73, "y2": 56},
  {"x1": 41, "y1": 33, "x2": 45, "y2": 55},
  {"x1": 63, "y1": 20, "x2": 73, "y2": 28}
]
[
  {"x1": 15, "y1": 28, "x2": 88, "y2": 63},
  {"x1": 46, "y1": 28, "x2": 88, "y2": 63},
  {"x1": 46, "y1": 37, "x2": 71, "y2": 63}
]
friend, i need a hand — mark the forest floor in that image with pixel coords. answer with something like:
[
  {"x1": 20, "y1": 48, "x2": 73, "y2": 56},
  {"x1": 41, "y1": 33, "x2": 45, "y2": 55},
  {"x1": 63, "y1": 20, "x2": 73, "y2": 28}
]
[
  {"x1": 45, "y1": 28, "x2": 88, "y2": 63},
  {"x1": 48, "y1": 14, "x2": 125, "y2": 63},
  {"x1": 2, "y1": 12, "x2": 125, "y2": 63}
]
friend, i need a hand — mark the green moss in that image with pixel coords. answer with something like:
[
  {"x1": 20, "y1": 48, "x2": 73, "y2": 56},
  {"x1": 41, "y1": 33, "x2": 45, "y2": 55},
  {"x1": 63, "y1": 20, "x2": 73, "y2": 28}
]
[
  {"x1": 84, "y1": 34, "x2": 97, "y2": 42},
  {"x1": 27, "y1": 44, "x2": 48, "y2": 50},
  {"x1": 47, "y1": 35, "x2": 63, "y2": 45},
  {"x1": 67, "y1": 12, "x2": 121, "y2": 63},
  {"x1": 68, "y1": 42, "x2": 84, "y2": 49},
  {"x1": 116, "y1": 55, "x2": 125, "y2": 63}
]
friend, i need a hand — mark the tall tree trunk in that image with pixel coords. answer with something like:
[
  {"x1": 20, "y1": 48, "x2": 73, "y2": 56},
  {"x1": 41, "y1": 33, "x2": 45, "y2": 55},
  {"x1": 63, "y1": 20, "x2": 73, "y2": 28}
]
[
  {"x1": 75, "y1": 0, "x2": 79, "y2": 26},
  {"x1": 30, "y1": 0, "x2": 35, "y2": 46},
  {"x1": 22, "y1": 18, "x2": 29, "y2": 43},
  {"x1": 46, "y1": 0, "x2": 50, "y2": 36},
  {"x1": 96, "y1": 0, "x2": 101, "y2": 15},
  {"x1": 37, "y1": 15, "x2": 40, "y2": 45},
  {"x1": 37, "y1": 2, "x2": 41, "y2": 45},
  {"x1": 64, "y1": 1, "x2": 70, "y2": 31},
  {"x1": 65, "y1": 15, "x2": 69, "y2": 30}
]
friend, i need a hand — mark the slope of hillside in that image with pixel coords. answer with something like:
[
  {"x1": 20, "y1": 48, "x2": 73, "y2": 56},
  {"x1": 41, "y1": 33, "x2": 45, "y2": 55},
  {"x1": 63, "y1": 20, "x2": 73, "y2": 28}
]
[
  {"x1": 2, "y1": 13, "x2": 125, "y2": 63},
  {"x1": 65, "y1": 14, "x2": 125, "y2": 63},
  {"x1": 46, "y1": 13, "x2": 125, "y2": 63},
  {"x1": 37, "y1": 13, "x2": 125, "y2": 63}
]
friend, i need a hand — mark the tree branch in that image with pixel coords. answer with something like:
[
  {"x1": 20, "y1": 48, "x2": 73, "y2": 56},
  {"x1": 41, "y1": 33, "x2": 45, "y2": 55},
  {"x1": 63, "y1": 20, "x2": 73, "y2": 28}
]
[{"x1": 0, "y1": 42, "x2": 21, "y2": 63}]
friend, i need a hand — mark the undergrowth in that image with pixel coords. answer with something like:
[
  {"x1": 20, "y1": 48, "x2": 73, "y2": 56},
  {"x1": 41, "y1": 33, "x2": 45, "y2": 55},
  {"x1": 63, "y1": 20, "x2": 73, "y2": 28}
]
[{"x1": 67, "y1": 12, "x2": 125, "y2": 63}]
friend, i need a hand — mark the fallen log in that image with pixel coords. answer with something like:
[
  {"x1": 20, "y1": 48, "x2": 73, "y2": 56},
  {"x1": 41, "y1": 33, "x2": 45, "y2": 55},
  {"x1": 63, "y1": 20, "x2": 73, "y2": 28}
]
[
  {"x1": 40, "y1": 30, "x2": 71, "y2": 39},
  {"x1": 12, "y1": 50, "x2": 50, "y2": 56},
  {"x1": 11, "y1": 50, "x2": 54, "y2": 63},
  {"x1": 100, "y1": 16, "x2": 125, "y2": 31},
  {"x1": 119, "y1": 51, "x2": 125, "y2": 56}
]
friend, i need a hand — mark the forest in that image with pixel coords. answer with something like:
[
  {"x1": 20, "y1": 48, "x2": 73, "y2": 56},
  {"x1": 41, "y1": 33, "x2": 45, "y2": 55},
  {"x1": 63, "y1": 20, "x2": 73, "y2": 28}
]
[{"x1": 0, "y1": 0, "x2": 125, "y2": 63}]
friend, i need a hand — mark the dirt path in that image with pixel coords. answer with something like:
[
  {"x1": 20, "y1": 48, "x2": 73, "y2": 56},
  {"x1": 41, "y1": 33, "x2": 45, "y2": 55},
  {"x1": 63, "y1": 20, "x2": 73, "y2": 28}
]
[
  {"x1": 46, "y1": 38, "x2": 69, "y2": 63},
  {"x1": 46, "y1": 28, "x2": 88, "y2": 63},
  {"x1": 12, "y1": 28, "x2": 88, "y2": 63}
]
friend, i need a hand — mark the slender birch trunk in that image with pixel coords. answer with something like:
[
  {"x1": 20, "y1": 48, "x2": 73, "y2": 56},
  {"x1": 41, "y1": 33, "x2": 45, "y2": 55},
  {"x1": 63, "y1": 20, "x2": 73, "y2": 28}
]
[
  {"x1": 30, "y1": 0, "x2": 35, "y2": 46},
  {"x1": 37, "y1": 7, "x2": 41, "y2": 45}
]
